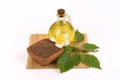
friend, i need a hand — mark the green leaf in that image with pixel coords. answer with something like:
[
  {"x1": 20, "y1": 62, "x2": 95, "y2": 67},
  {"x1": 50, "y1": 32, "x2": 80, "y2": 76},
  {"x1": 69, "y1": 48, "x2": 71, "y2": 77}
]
[
  {"x1": 82, "y1": 43, "x2": 99, "y2": 51},
  {"x1": 71, "y1": 53, "x2": 81, "y2": 66},
  {"x1": 80, "y1": 54, "x2": 101, "y2": 69},
  {"x1": 57, "y1": 46, "x2": 81, "y2": 73},
  {"x1": 74, "y1": 29, "x2": 84, "y2": 42},
  {"x1": 57, "y1": 46, "x2": 73, "y2": 64}
]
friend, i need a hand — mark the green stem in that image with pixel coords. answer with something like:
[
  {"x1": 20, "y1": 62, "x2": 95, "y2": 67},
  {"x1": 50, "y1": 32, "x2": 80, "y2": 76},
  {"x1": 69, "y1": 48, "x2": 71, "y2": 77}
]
[{"x1": 72, "y1": 47, "x2": 98, "y2": 53}]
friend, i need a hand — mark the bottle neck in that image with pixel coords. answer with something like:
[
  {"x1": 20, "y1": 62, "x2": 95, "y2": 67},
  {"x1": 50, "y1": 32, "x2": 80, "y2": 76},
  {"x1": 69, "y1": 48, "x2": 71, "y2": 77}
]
[
  {"x1": 57, "y1": 14, "x2": 71, "y2": 24},
  {"x1": 57, "y1": 16, "x2": 65, "y2": 21},
  {"x1": 57, "y1": 16, "x2": 66, "y2": 26}
]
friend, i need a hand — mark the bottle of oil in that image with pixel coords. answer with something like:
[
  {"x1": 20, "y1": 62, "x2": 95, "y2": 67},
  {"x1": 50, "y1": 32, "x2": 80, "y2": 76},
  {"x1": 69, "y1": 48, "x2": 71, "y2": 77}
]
[{"x1": 48, "y1": 9, "x2": 75, "y2": 42}]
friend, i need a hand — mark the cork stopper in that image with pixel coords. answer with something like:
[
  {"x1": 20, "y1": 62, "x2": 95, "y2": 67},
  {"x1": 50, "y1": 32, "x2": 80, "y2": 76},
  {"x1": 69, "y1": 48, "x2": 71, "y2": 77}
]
[{"x1": 57, "y1": 9, "x2": 65, "y2": 17}]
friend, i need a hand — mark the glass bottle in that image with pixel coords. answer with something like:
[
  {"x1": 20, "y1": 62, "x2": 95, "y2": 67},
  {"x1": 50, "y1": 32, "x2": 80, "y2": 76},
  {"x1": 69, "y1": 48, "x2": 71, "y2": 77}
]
[{"x1": 48, "y1": 9, "x2": 75, "y2": 44}]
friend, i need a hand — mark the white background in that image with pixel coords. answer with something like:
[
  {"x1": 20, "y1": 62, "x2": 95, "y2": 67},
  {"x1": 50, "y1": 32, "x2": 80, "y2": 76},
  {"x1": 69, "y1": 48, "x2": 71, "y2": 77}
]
[{"x1": 0, "y1": 0, "x2": 120, "y2": 80}]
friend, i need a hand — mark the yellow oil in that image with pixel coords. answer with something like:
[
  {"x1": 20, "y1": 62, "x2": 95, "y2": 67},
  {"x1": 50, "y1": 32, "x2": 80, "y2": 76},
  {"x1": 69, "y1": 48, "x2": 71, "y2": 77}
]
[{"x1": 48, "y1": 21, "x2": 74, "y2": 41}]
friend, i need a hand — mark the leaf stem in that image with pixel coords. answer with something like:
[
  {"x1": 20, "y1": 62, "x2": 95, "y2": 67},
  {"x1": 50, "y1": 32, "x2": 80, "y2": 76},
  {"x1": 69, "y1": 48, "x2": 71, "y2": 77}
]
[{"x1": 72, "y1": 47, "x2": 98, "y2": 53}]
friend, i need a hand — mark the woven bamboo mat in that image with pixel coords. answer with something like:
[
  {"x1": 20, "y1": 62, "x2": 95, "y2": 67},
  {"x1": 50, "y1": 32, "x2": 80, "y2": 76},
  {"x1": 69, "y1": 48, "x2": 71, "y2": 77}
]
[{"x1": 26, "y1": 34, "x2": 89, "y2": 69}]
